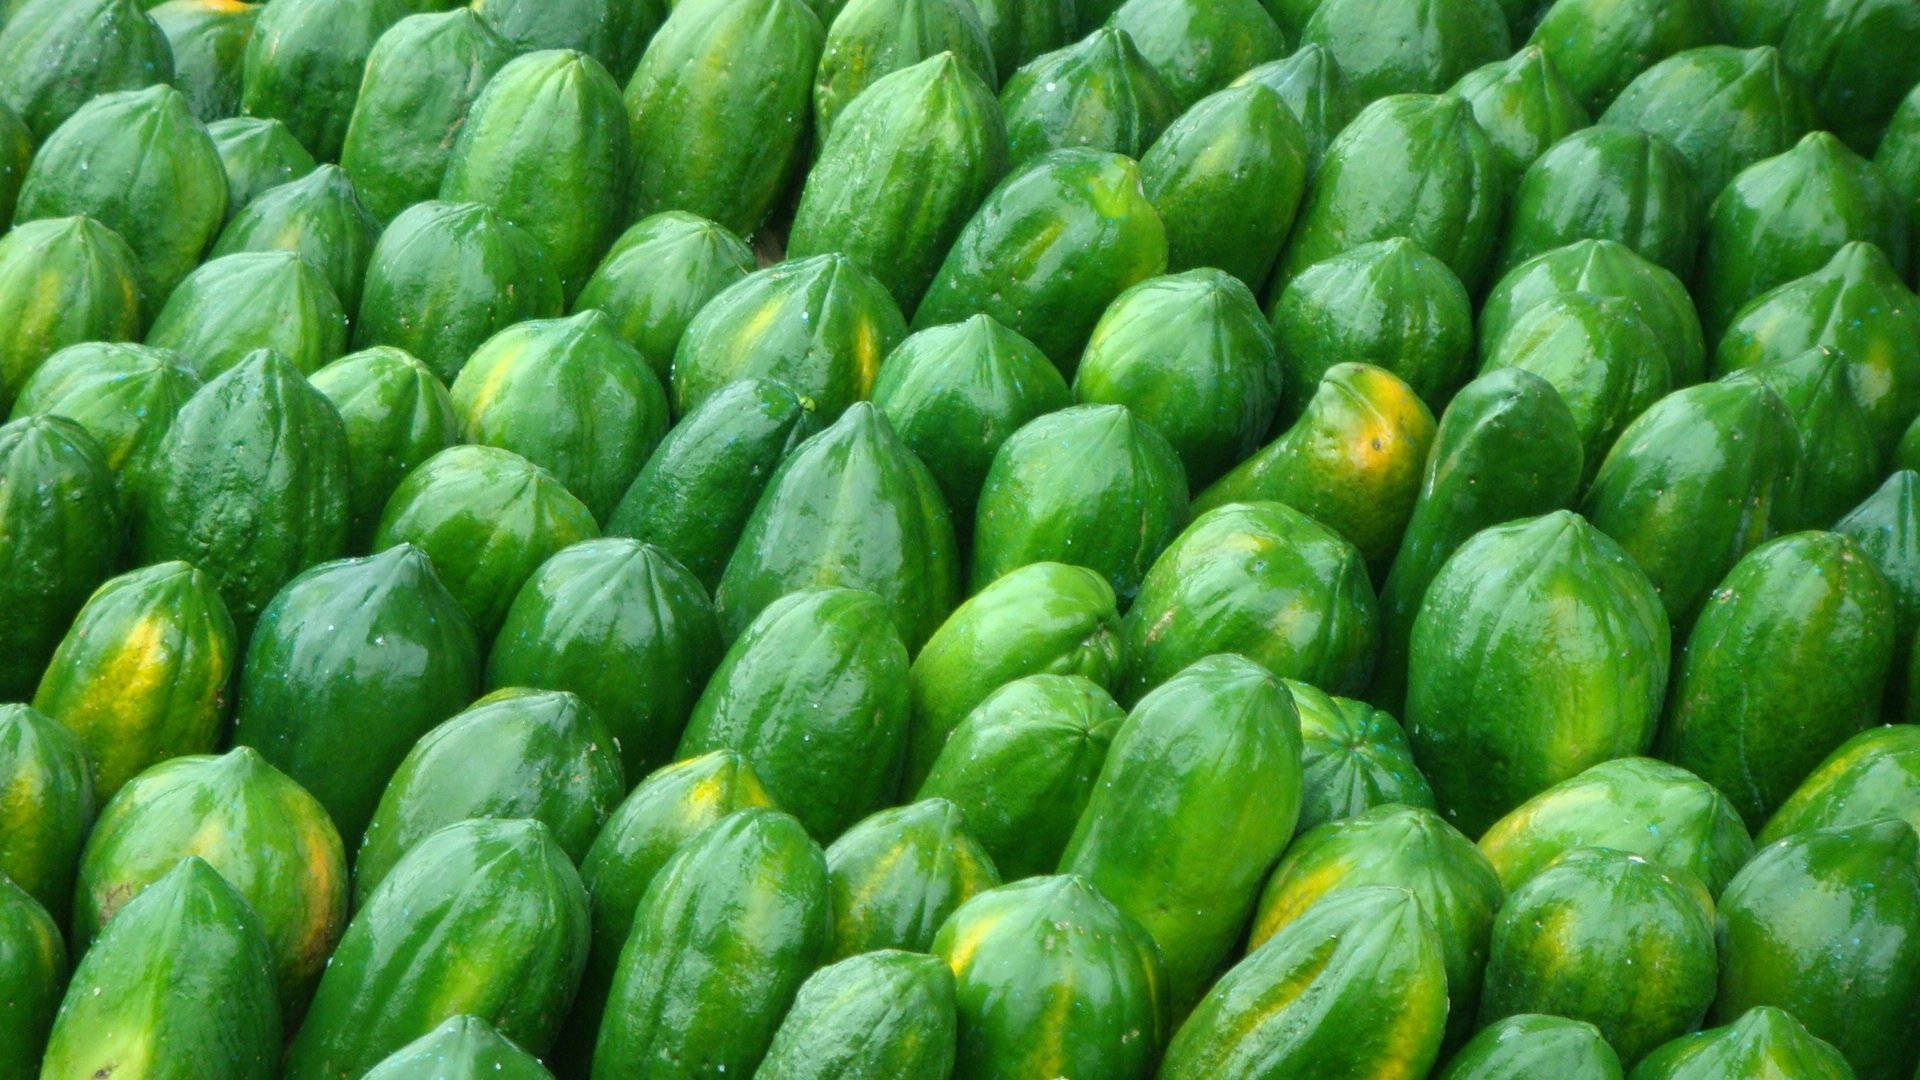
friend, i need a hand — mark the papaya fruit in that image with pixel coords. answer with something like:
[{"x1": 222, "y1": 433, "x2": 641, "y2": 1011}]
[
  {"x1": 825, "y1": 799, "x2": 999, "y2": 958},
  {"x1": 9, "y1": 342, "x2": 198, "y2": 485},
  {"x1": 1633, "y1": 1006, "x2": 1857, "y2": 1080},
  {"x1": 149, "y1": 0, "x2": 257, "y2": 123},
  {"x1": 207, "y1": 115, "x2": 316, "y2": 221},
  {"x1": 1758, "y1": 724, "x2": 1920, "y2": 843},
  {"x1": 0, "y1": 215, "x2": 143, "y2": 410},
  {"x1": 1298, "y1": 0, "x2": 1509, "y2": 99},
  {"x1": 145, "y1": 251, "x2": 348, "y2": 378},
  {"x1": 1287, "y1": 680, "x2": 1436, "y2": 831},
  {"x1": 1778, "y1": 0, "x2": 1920, "y2": 156},
  {"x1": 1723, "y1": 348, "x2": 1877, "y2": 531},
  {"x1": 811, "y1": 0, "x2": 995, "y2": 143},
  {"x1": 1230, "y1": 44, "x2": 1361, "y2": 173},
  {"x1": 361, "y1": 1016, "x2": 553, "y2": 1080},
  {"x1": 1480, "y1": 238, "x2": 1705, "y2": 388},
  {"x1": 1498, "y1": 125, "x2": 1700, "y2": 281},
  {"x1": 973, "y1": 0, "x2": 1075, "y2": 77},
  {"x1": 1834, "y1": 472, "x2": 1920, "y2": 714},
  {"x1": 1448, "y1": 45, "x2": 1590, "y2": 180},
  {"x1": 308, "y1": 347, "x2": 458, "y2": 551},
  {"x1": 998, "y1": 28, "x2": 1179, "y2": 164},
  {"x1": 1438, "y1": 1014, "x2": 1624, "y2": 1080},
  {"x1": 471, "y1": 0, "x2": 661, "y2": 83},
  {"x1": 756, "y1": 950, "x2": 958, "y2": 1080},
  {"x1": 240, "y1": 0, "x2": 411, "y2": 162},
  {"x1": 0, "y1": 704, "x2": 94, "y2": 920},
  {"x1": 1107, "y1": 0, "x2": 1287, "y2": 109},
  {"x1": 1527, "y1": 0, "x2": 1714, "y2": 112},
  {"x1": 0, "y1": 874, "x2": 62, "y2": 1078},
  {"x1": 0, "y1": 0, "x2": 171, "y2": 140},
  {"x1": 210, "y1": 163, "x2": 380, "y2": 313},
  {"x1": 573, "y1": 212, "x2": 755, "y2": 382}
]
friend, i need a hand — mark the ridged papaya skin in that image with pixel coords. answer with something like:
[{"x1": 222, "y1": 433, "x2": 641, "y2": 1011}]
[
  {"x1": 240, "y1": 0, "x2": 411, "y2": 162},
  {"x1": 0, "y1": 0, "x2": 171, "y2": 140},
  {"x1": 973, "y1": 0, "x2": 1074, "y2": 77},
  {"x1": 72, "y1": 747, "x2": 346, "y2": 1016},
  {"x1": 933, "y1": 874, "x2": 1168, "y2": 1080},
  {"x1": 10, "y1": 342, "x2": 199, "y2": 484},
  {"x1": 1439, "y1": 1014, "x2": 1624, "y2": 1080},
  {"x1": 339, "y1": 10, "x2": 515, "y2": 223},
  {"x1": 0, "y1": 216, "x2": 143, "y2": 409},
  {"x1": 812, "y1": 0, "x2": 995, "y2": 143},
  {"x1": 1498, "y1": 125, "x2": 1700, "y2": 282},
  {"x1": 998, "y1": 28, "x2": 1178, "y2": 165},
  {"x1": 1108, "y1": 0, "x2": 1286, "y2": 109},
  {"x1": 1124, "y1": 500, "x2": 1378, "y2": 701},
  {"x1": 151, "y1": 0, "x2": 259, "y2": 123},
  {"x1": 1779, "y1": 0, "x2": 1920, "y2": 157},
  {"x1": 1835, "y1": 473, "x2": 1920, "y2": 715},
  {"x1": 1448, "y1": 45, "x2": 1589, "y2": 180},
  {"x1": 604, "y1": 377, "x2": 819, "y2": 591},
  {"x1": 757, "y1": 950, "x2": 959, "y2": 1080},
  {"x1": 1714, "y1": 821, "x2": 1920, "y2": 1080},
  {"x1": 231, "y1": 544, "x2": 481, "y2": 848},
  {"x1": 715, "y1": 402, "x2": 959, "y2": 652},
  {"x1": 1759, "y1": 725, "x2": 1920, "y2": 843},
  {"x1": 1478, "y1": 758, "x2": 1753, "y2": 897},
  {"x1": 0, "y1": 704, "x2": 93, "y2": 921},
  {"x1": 915, "y1": 147, "x2": 1168, "y2": 374},
  {"x1": 212, "y1": 163, "x2": 381, "y2": 313},
  {"x1": 472, "y1": 0, "x2": 661, "y2": 84},
  {"x1": 288, "y1": 819, "x2": 590, "y2": 1080},
  {"x1": 1231, "y1": 44, "x2": 1362, "y2": 174},
  {"x1": 592, "y1": 808, "x2": 831, "y2": 1080},
  {"x1": 1727, "y1": 348, "x2": 1877, "y2": 532},
  {"x1": 208, "y1": 116, "x2": 317, "y2": 221},
  {"x1": 372, "y1": 445, "x2": 601, "y2": 641},
  {"x1": 39, "y1": 858, "x2": 278, "y2": 1080},
  {"x1": 1160, "y1": 885, "x2": 1449, "y2": 1079},
  {"x1": 309, "y1": 347, "x2": 457, "y2": 551},
  {"x1": 1300, "y1": 0, "x2": 1508, "y2": 100},
  {"x1": 1062, "y1": 654, "x2": 1302, "y2": 1011},
  {"x1": 825, "y1": 799, "x2": 999, "y2": 959},
  {"x1": 1407, "y1": 512, "x2": 1670, "y2": 837},
  {"x1": 623, "y1": 0, "x2": 824, "y2": 237},
  {"x1": 575, "y1": 212, "x2": 754, "y2": 382},
  {"x1": 353, "y1": 200, "x2": 564, "y2": 385},
  {"x1": 0, "y1": 873, "x2": 62, "y2": 1078},
  {"x1": 679, "y1": 589, "x2": 910, "y2": 841},
  {"x1": 33, "y1": 561, "x2": 237, "y2": 800},
  {"x1": 1633, "y1": 1005, "x2": 1856, "y2": 1080},
  {"x1": 915, "y1": 673, "x2": 1126, "y2": 880},
  {"x1": 0, "y1": 416, "x2": 119, "y2": 700},
  {"x1": 1286, "y1": 680, "x2": 1436, "y2": 830},
  {"x1": 1526, "y1": 0, "x2": 1713, "y2": 113},
  {"x1": 362, "y1": 1015, "x2": 553, "y2": 1080},
  {"x1": 145, "y1": 251, "x2": 349, "y2": 379}
]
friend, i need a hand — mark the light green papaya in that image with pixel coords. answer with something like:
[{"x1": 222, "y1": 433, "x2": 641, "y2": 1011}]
[
  {"x1": 825, "y1": 799, "x2": 1000, "y2": 958},
  {"x1": 207, "y1": 115, "x2": 316, "y2": 221},
  {"x1": 239, "y1": 0, "x2": 411, "y2": 162},
  {"x1": 811, "y1": 0, "x2": 995, "y2": 143},
  {"x1": 1758, "y1": 724, "x2": 1920, "y2": 843},
  {"x1": 1633, "y1": 1006, "x2": 1857, "y2": 1080},
  {"x1": 1448, "y1": 45, "x2": 1590, "y2": 180},
  {"x1": 361, "y1": 1016, "x2": 553, "y2": 1080},
  {"x1": 210, "y1": 164, "x2": 380, "y2": 313},
  {"x1": 1527, "y1": 0, "x2": 1714, "y2": 113},
  {"x1": 1299, "y1": 0, "x2": 1509, "y2": 100},
  {"x1": 150, "y1": 0, "x2": 257, "y2": 122},
  {"x1": 1107, "y1": 0, "x2": 1287, "y2": 109},
  {"x1": 998, "y1": 27, "x2": 1179, "y2": 165},
  {"x1": 1439, "y1": 1014, "x2": 1625, "y2": 1080},
  {"x1": 573, "y1": 212, "x2": 755, "y2": 381},
  {"x1": 0, "y1": 0, "x2": 171, "y2": 140},
  {"x1": 1231, "y1": 43, "x2": 1361, "y2": 173},
  {"x1": 1834, "y1": 472, "x2": 1920, "y2": 715},
  {"x1": 1724, "y1": 348, "x2": 1877, "y2": 531},
  {"x1": 0, "y1": 873, "x2": 62, "y2": 1078},
  {"x1": 1498, "y1": 125, "x2": 1701, "y2": 281},
  {"x1": 10, "y1": 342, "x2": 198, "y2": 485},
  {"x1": 1286, "y1": 681, "x2": 1435, "y2": 830},
  {"x1": 0, "y1": 416, "x2": 119, "y2": 700},
  {"x1": 308, "y1": 347, "x2": 457, "y2": 550},
  {"x1": 471, "y1": 0, "x2": 661, "y2": 83},
  {"x1": 1479, "y1": 238, "x2": 1705, "y2": 388},
  {"x1": 756, "y1": 950, "x2": 959, "y2": 1080},
  {"x1": 0, "y1": 704, "x2": 93, "y2": 920},
  {"x1": 144, "y1": 251, "x2": 348, "y2": 378}
]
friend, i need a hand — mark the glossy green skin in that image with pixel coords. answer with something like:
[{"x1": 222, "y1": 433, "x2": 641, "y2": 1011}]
[
  {"x1": 933, "y1": 874, "x2": 1167, "y2": 1080},
  {"x1": 757, "y1": 950, "x2": 958, "y2": 1080},
  {"x1": 39, "y1": 858, "x2": 278, "y2": 1080},
  {"x1": 915, "y1": 147, "x2": 1169, "y2": 373},
  {"x1": 1660, "y1": 532, "x2": 1896, "y2": 828},
  {"x1": 240, "y1": 0, "x2": 410, "y2": 162},
  {"x1": 1407, "y1": 512, "x2": 1670, "y2": 836},
  {"x1": 678, "y1": 589, "x2": 910, "y2": 840},
  {"x1": 472, "y1": 0, "x2": 661, "y2": 83},
  {"x1": 1479, "y1": 848, "x2": 1717, "y2": 1067},
  {"x1": 1063, "y1": 654, "x2": 1302, "y2": 1010},
  {"x1": 208, "y1": 116, "x2": 318, "y2": 221},
  {"x1": 1499, "y1": 125, "x2": 1701, "y2": 281},
  {"x1": 0, "y1": 0, "x2": 171, "y2": 140},
  {"x1": 150, "y1": 0, "x2": 256, "y2": 123},
  {"x1": 1107, "y1": 0, "x2": 1286, "y2": 109},
  {"x1": 353, "y1": 200, "x2": 564, "y2": 384},
  {"x1": 1287, "y1": 680, "x2": 1435, "y2": 831},
  {"x1": 441, "y1": 49, "x2": 630, "y2": 300},
  {"x1": 973, "y1": 0, "x2": 1075, "y2": 77},
  {"x1": 870, "y1": 315, "x2": 1070, "y2": 527},
  {"x1": 1075, "y1": 269, "x2": 1283, "y2": 486},
  {"x1": 0, "y1": 417, "x2": 118, "y2": 700},
  {"x1": 1836, "y1": 473, "x2": 1920, "y2": 716},
  {"x1": 1632, "y1": 1006, "x2": 1856, "y2": 1080},
  {"x1": 72, "y1": 747, "x2": 347, "y2": 1014},
  {"x1": 1715, "y1": 242, "x2": 1920, "y2": 460},
  {"x1": 0, "y1": 97, "x2": 26, "y2": 224},
  {"x1": 916, "y1": 673, "x2": 1126, "y2": 880},
  {"x1": 451, "y1": 311, "x2": 668, "y2": 523},
  {"x1": 1480, "y1": 238, "x2": 1705, "y2": 388},
  {"x1": 10, "y1": 342, "x2": 198, "y2": 483},
  {"x1": 826, "y1": 799, "x2": 1000, "y2": 958},
  {"x1": 1580, "y1": 380, "x2": 1801, "y2": 629},
  {"x1": 1714, "y1": 821, "x2": 1920, "y2": 1080},
  {"x1": 0, "y1": 874, "x2": 62, "y2": 1078},
  {"x1": 1478, "y1": 757, "x2": 1753, "y2": 896},
  {"x1": 1527, "y1": 0, "x2": 1713, "y2": 112},
  {"x1": 0, "y1": 704, "x2": 93, "y2": 919},
  {"x1": 1160, "y1": 885, "x2": 1449, "y2": 1079},
  {"x1": 1372, "y1": 367, "x2": 1583, "y2": 714},
  {"x1": 488, "y1": 539, "x2": 720, "y2": 779},
  {"x1": 288, "y1": 818, "x2": 590, "y2": 1079},
  {"x1": 1267, "y1": 237, "x2": 1474, "y2": 413},
  {"x1": 1727, "y1": 348, "x2": 1876, "y2": 531},
  {"x1": 1598, "y1": 46, "x2": 1815, "y2": 216},
  {"x1": 592, "y1": 808, "x2": 830, "y2": 1080},
  {"x1": 231, "y1": 544, "x2": 481, "y2": 847},
  {"x1": 1879, "y1": 86, "x2": 1920, "y2": 281},
  {"x1": 338, "y1": 10, "x2": 515, "y2": 223},
  {"x1": 371, "y1": 445, "x2": 600, "y2": 640},
  {"x1": 603, "y1": 377, "x2": 819, "y2": 591},
  {"x1": 1231, "y1": 44, "x2": 1362, "y2": 174},
  {"x1": 576, "y1": 212, "x2": 754, "y2": 381},
  {"x1": 670, "y1": 254, "x2": 908, "y2": 420},
  {"x1": 1440, "y1": 1014, "x2": 1625, "y2": 1080},
  {"x1": 212, "y1": 163, "x2": 381, "y2": 313},
  {"x1": 1274, "y1": 93, "x2": 1503, "y2": 296},
  {"x1": 1449, "y1": 46, "x2": 1590, "y2": 180},
  {"x1": 998, "y1": 28, "x2": 1178, "y2": 165},
  {"x1": 1141, "y1": 82, "x2": 1306, "y2": 292},
  {"x1": 145, "y1": 251, "x2": 348, "y2": 378},
  {"x1": 33, "y1": 561, "x2": 237, "y2": 800},
  {"x1": 0, "y1": 216, "x2": 143, "y2": 408},
  {"x1": 362, "y1": 1016, "x2": 554, "y2": 1080},
  {"x1": 1779, "y1": 0, "x2": 1920, "y2": 156},
  {"x1": 1125, "y1": 500, "x2": 1377, "y2": 700},
  {"x1": 812, "y1": 0, "x2": 995, "y2": 143},
  {"x1": 1199, "y1": 362, "x2": 1437, "y2": 575},
  {"x1": 309, "y1": 346, "x2": 457, "y2": 550},
  {"x1": 792, "y1": 53, "x2": 1008, "y2": 312},
  {"x1": 1299, "y1": 0, "x2": 1508, "y2": 100},
  {"x1": 623, "y1": 0, "x2": 824, "y2": 236},
  {"x1": 1760, "y1": 725, "x2": 1920, "y2": 843},
  {"x1": 714, "y1": 402, "x2": 959, "y2": 651}
]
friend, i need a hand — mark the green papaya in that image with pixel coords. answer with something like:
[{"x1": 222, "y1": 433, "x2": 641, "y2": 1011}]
[
  {"x1": 1480, "y1": 238, "x2": 1705, "y2": 388},
  {"x1": 471, "y1": 0, "x2": 661, "y2": 83},
  {"x1": 149, "y1": 0, "x2": 256, "y2": 123},
  {"x1": 1835, "y1": 473, "x2": 1920, "y2": 714},
  {"x1": 1779, "y1": 0, "x2": 1920, "y2": 156},
  {"x1": 0, "y1": 0, "x2": 171, "y2": 140},
  {"x1": 1439, "y1": 1014, "x2": 1625, "y2": 1080},
  {"x1": 1903, "y1": 414, "x2": 1920, "y2": 469},
  {"x1": 812, "y1": 0, "x2": 995, "y2": 143},
  {"x1": 0, "y1": 98, "x2": 26, "y2": 224},
  {"x1": 825, "y1": 799, "x2": 1000, "y2": 958},
  {"x1": 0, "y1": 704, "x2": 93, "y2": 919},
  {"x1": 1287, "y1": 680, "x2": 1435, "y2": 830},
  {"x1": 574, "y1": 212, "x2": 755, "y2": 382},
  {"x1": 756, "y1": 950, "x2": 959, "y2": 1080},
  {"x1": 1448, "y1": 45, "x2": 1591, "y2": 180},
  {"x1": 1298, "y1": 0, "x2": 1508, "y2": 99},
  {"x1": 1107, "y1": 0, "x2": 1287, "y2": 109},
  {"x1": 0, "y1": 216, "x2": 145, "y2": 391},
  {"x1": 1758, "y1": 724, "x2": 1920, "y2": 843},
  {"x1": 362, "y1": 1016, "x2": 553, "y2": 1080},
  {"x1": 0, "y1": 874, "x2": 61, "y2": 1078},
  {"x1": 1879, "y1": 85, "x2": 1920, "y2": 276},
  {"x1": 144, "y1": 251, "x2": 348, "y2": 378},
  {"x1": 1527, "y1": 0, "x2": 1714, "y2": 113},
  {"x1": 1633, "y1": 1006, "x2": 1857, "y2": 1079},
  {"x1": 973, "y1": 0, "x2": 1074, "y2": 77},
  {"x1": 1724, "y1": 348, "x2": 1877, "y2": 531},
  {"x1": 10, "y1": 342, "x2": 198, "y2": 485},
  {"x1": 1498, "y1": 125, "x2": 1701, "y2": 281},
  {"x1": 211, "y1": 164, "x2": 380, "y2": 312},
  {"x1": 240, "y1": 0, "x2": 411, "y2": 162},
  {"x1": 1230, "y1": 43, "x2": 1361, "y2": 173},
  {"x1": 308, "y1": 347, "x2": 457, "y2": 550},
  {"x1": 998, "y1": 28, "x2": 1178, "y2": 164},
  {"x1": 207, "y1": 115, "x2": 316, "y2": 221},
  {"x1": 0, "y1": 417, "x2": 118, "y2": 700}
]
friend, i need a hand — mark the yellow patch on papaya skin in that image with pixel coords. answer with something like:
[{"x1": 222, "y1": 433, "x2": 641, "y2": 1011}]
[
  {"x1": 1249, "y1": 857, "x2": 1354, "y2": 948},
  {"x1": 940, "y1": 909, "x2": 1007, "y2": 975},
  {"x1": 92, "y1": 617, "x2": 176, "y2": 722},
  {"x1": 460, "y1": 346, "x2": 524, "y2": 423}
]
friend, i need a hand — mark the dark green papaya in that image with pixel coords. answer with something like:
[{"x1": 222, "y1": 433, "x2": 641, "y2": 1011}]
[
  {"x1": 592, "y1": 808, "x2": 830, "y2": 1080},
  {"x1": 574, "y1": 212, "x2": 755, "y2": 382},
  {"x1": 1714, "y1": 820, "x2": 1920, "y2": 1080},
  {"x1": 0, "y1": 416, "x2": 119, "y2": 700},
  {"x1": 207, "y1": 115, "x2": 317, "y2": 221},
  {"x1": 998, "y1": 28, "x2": 1179, "y2": 165},
  {"x1": 623, "y1": 0, "x2": 824, "y2": 236},
  {"x1": 1123, "y1": 500, "x2": 1378, "y2": 700},
  {"x1": 0, "y1": 0, "x2": 171, "y2": 140},
  {"x1": 1449, "y1": 45, "x2": 1590, "y2": 180},
  {"x1": 286, "y1": 818, "x2": 590, "y2": 1078},
  {"x1": 1230, "y1": 43, "x2": 1361, "y2": 173},
  {"x1": 791, "y1": 53, "x2": 1009, "y2": 312},
  {"x1": 472, "y1": 0, "x2": 661, "y2": 83},
  {"x1": 933, "y1": 874, "x2": 1168, "y2": 1080},
  {"x1": 1836, "y1": 473, "x2": 1920, "y2": 716},
  {"x1": 1159, "y1": 885, "x2": 1448, "y2": 1079},
  {"x1": 973, "y1": 0, "x2": 1074, "y2": 77},
  {"x1": 1107, "y1": 0, "x2": 1287, "y2": 109},
  {"x1": 669, "y1": 254, "x2": 908, "y2": 420},
  {"x1": 756, "y1": 950, "x2": 958, "y2": 1080},
  {"x1": 211, "y1": 164, "x2": 381, "y2": 312},
  {"x1": 1779, "y1": 0, "x2": 1920, "y2": 156},
  {"x1": 353, "y1": 200, "x2": 565, "y2": 384},
  {"x1": 1063, "y1": 653, "x2": 1302, "y2": 1011},
  {"x1": 33, "y1": 561, "x2": 237, "y2": 799},
  {"x1": 144, "y1": 251, "x2": 348, "y2": 378},
  {"x1": 1441, "y1": 1015, "x2": 1623, "y2": 1080},
  {"x1": 1902, "y1": 414, "x2": 1920, "y2": 470},
  {"x1": 1634, "y1": 1006, "x2": 1857, "y2": 1079},
  {"x1": 1725, "y1": 348, "x2": 1877, "y2": 531},
  {"x1": 338, "y1": 9, "x2": 515, "y2": 223},
  {"x1": 1758, "y1": 724, "x2": 1920, "y2": 842},
  {"x1": 1879, "y1": 85, "x2": 1920, "y2": 276},
  {"x1": 1498, "y1": 125, "x2": 1701, "y2": 281},
  {"x1": 1299, "y1": 0, "x2": 1508, "y2": 99},
  {"x1": 1273, "y1": 93, "x2": 1504, "y2": 295},
  {"x1": 0, "y1": 216, "x2": 143, "y2": 407},
  {"x1": 10, "y1": 342, "x2": 198, "y2": 484},
  {"x1": 39, "y1": 857, "x2": 278, "y2": 1080},
  {"x1": 1406, "y1": 511, "x2": 1670, "y2": 836},
  {"x1": 1527, "y1": 0, "x2": 1714, "y2": 113},
  {"x1": 0, "y1": 704, "x2": 93, "y2": 919},
  {"x1": 308, "y1": 347, "x2": 457, "y2": 550},
  {"x1": 1287, "y1": 680, "x2": 1435, "y2": 830},
  {"x1": 914, "y1": 147, "x2": 1169, "y2": 373},
  {"x1": 825, "y1": 799, "x2": 999, "y2": 958},
  {"x1": 678, "y1": 588, "x2": 910, "y2": 840},
  {"x1": 0, "y1": 873, "x2": 62, "y2": 1078},
  {"x1": 812, "y1": 0, "x2": 995, "y2": 143},
  {"x1": 603, "y1": 376, "x2": 819, "y2": 591},
  {"x1": 714, "y1": 402, "x2": 959, "y2": 651},
  {"x1": 0, "y1": 98, "x2": 26, "y2": 224},
  {"x1": 71, "y1": 746, "x2": 347, "y2": 1014},
  {"x1": 1479, "y1": 238, "x2": 1705, "y2": 388},
  {"x1": 149, "y1": 0, "x2": 256, "y2": 123},
  {"x1": 240, "y1": 0, "x2": 411, "y2": 162},
  {"x1": 362, "y1": 1016, "x2": 553, "y2": 1080},
  {"x1": 1478, "y1": 848, "x2": 1717, "y2": 1067}
]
